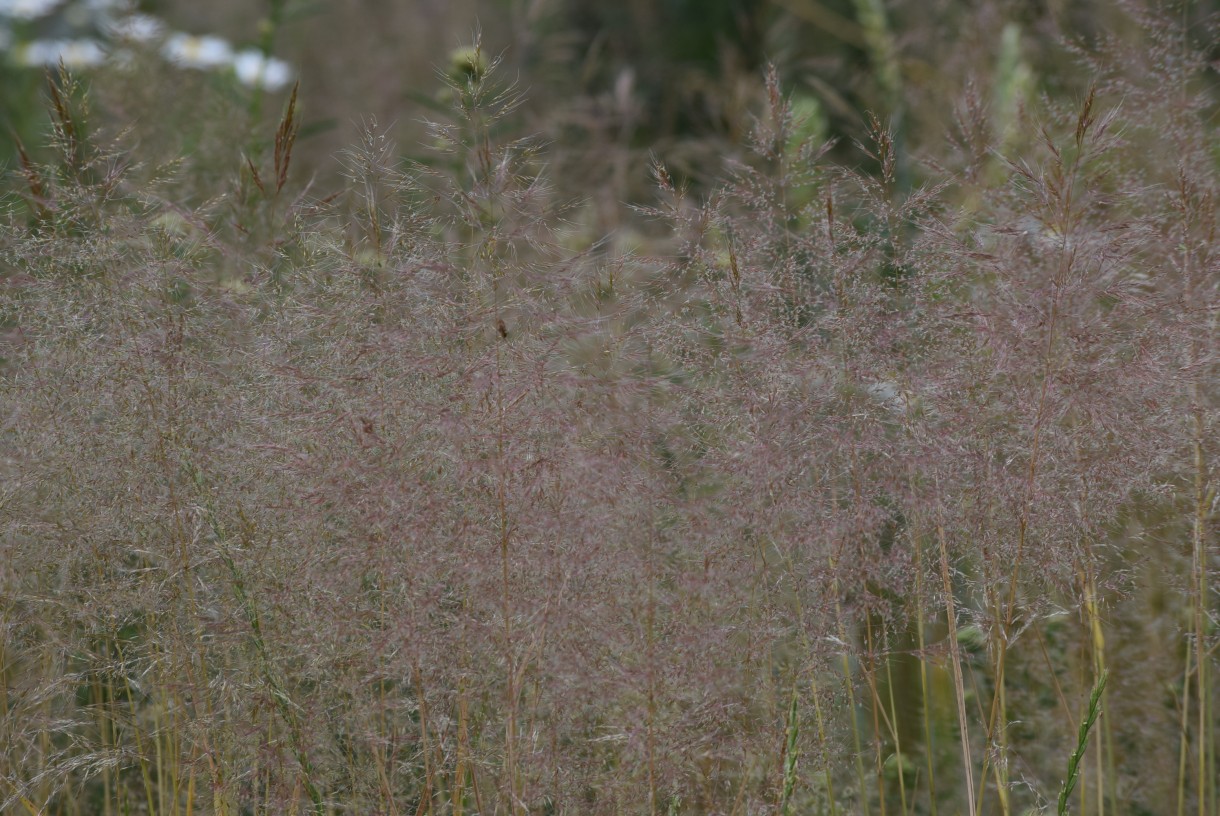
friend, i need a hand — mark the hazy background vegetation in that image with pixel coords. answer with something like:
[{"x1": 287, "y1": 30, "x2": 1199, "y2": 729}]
[{"x1": 1, "y1": 0, "x2": 1217, "y2": 814}]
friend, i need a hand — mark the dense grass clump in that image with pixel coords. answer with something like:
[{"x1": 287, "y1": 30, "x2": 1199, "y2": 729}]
[{"x1": 1, "y1": 6, "x2": 1216, "y2": 815}]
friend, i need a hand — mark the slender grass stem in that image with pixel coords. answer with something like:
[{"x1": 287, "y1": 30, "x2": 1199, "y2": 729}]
[{"x1": 934, "y1": 517, "x2": 976, "y2": 816}]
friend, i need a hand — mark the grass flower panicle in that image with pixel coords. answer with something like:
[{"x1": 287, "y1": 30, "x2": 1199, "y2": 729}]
[{"x1": 0, "y1": 4, "x2": 1215, "y2": 815}]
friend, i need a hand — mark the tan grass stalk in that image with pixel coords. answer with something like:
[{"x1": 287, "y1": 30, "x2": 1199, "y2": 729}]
[
  {"x1": 912, "y1": 531, "x2": 937, "y2": 816},
  {"x1": 882, "y1": 648, "x2": 909, "y2": 815},
  {"x1": 934, "y1": 517, "x2": 976, "y2": 816},
  {"x1": 1190, "y1": 384, "x2": 1212, "y2": 816},
  {"x1": 831, "y1": 560, "x2": 869, "y2": 813}
]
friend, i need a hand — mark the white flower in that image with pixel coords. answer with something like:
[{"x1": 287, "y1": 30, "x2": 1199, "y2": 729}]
[
  {"x1": 162, "y1": 32, "x2": 231, "y2": 69},
  {"x1": 232, "y1": 48, "x2": 293, "y2": 91},
  {"x1": 104, "y1": 12, "x2": 163, "y2": 42},
  {"x1": 60, "y1": 37, "x2": 104, "y2": 64},
  {"x1": 0, "y1": 0, "x2": 63, "y2": 20},
  {"x1": 18, "y1": 37, "x2": 105, "y2": 66}
]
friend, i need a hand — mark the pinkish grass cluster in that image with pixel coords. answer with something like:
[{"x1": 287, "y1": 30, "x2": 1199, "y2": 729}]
[{"x1": 1, "y1": 8, "x2": 1216, "y2": 816}]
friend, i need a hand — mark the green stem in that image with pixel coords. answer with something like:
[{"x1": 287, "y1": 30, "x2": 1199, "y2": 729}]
[{"x1": 1058, "y1": 670, "x2": 1108, "y2": 816}]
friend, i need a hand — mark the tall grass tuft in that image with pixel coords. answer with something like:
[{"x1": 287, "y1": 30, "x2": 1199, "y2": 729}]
[{"x1": 0, "y1": 4, "x2": 1215, "y2": 814}]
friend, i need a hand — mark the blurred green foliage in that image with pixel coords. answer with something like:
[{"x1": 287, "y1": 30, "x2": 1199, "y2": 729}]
[{"x1": 4, "y1": 0, "x2": 1214, "y2": 206}]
